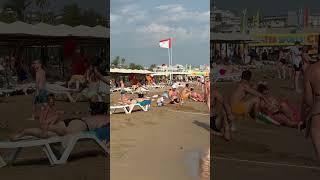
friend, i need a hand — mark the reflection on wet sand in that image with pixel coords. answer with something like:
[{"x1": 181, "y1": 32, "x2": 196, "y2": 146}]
[{"x1": 200, "y1": 148, "x2": 210, "y2": 180}]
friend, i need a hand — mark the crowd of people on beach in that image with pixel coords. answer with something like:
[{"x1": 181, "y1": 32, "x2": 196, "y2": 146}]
[
  {"x1": 112, "y1": 75, "x2": 211, "y2": 110},
  {"x1": 212, "y1": 41, "x2": 320, "y2": 161}
]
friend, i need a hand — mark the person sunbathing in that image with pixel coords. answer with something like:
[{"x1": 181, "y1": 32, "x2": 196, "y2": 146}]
[
  {"x1": 257, "y1": 83, "x2": 301, "y2": 128},
  {"x1": 119, "y1": 94, "x2": 136, "y2": 105},
  {"x1": 230, "y1": 70, "x2": 265, "y2": 120},
  {"x1": 190, "y1": 88, "x2": 204, "y2": 102},
  {"x1": 12, "y1": 115, "x2": 109, "y2": 140},
  {"x1": 12, "y1": 94, "x2": 108, "y2": 140}
]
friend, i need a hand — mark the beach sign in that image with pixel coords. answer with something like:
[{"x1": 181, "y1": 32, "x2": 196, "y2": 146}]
[{"x1": 250, "y1": 33, "x2": 319, "y2": 46}]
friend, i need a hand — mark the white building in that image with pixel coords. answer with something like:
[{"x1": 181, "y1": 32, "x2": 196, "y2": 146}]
[
  {"x1": 211, "y1": 6, "x2": 241, "y2": 33},
  {"x1": 309, "y1": 14, "x2": 320, "y2": 27},
  {"x1": 260, "y1": 16, "x2": 287, "y2": 28}
]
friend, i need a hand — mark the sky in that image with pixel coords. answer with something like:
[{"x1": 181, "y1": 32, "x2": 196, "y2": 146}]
[
  {"x1": 110, "y1": 0, "x2": 210, "y2": 67},
  {"x1": 214, "y1": 0, "x2": 320, "y2": 16}
]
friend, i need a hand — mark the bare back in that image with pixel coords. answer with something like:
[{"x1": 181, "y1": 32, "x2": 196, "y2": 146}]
[
  {"x1": 230, "y1": 82, "x2": 248, "y2": 104},
  {"x1": 305, "y1": 62, "x2": 320, "y2": 104},
  {"x1": 36, "y1": 68, "x2": 46, "y2": 90}
]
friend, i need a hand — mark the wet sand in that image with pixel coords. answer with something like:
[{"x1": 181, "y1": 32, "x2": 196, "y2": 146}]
[
  {"x1": 212, "y1": 69, "x2": 320, "y2": 179},
  {"x1": 0, "y1": 95, "x2": 108, "y2": 180},
  {"x1": 110, "y1": 87, "x2": 210, "y2": 180}
]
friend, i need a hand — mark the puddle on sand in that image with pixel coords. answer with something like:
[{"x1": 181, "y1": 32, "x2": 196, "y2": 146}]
[{"x1": 185, "y1": 148, "x2": 210, "y2": 180}]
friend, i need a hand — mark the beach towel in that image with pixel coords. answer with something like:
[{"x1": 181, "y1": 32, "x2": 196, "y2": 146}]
[{"x1": 257, "y1": 112, "x2": 281, "y2": 126}]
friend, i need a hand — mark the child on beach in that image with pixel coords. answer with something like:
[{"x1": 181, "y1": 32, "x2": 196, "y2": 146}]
[
  {"x1": 32, "y1": 60, "x2": 48, "y2": 121},
  {"x1": 13, "y1": 94, "x2": 63, "y2": 139}
]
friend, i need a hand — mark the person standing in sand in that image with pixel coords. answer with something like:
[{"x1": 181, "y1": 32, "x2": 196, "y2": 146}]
[
  {"x1": 230, "y1": 70, "x2": 265, "y2": 120},
  {"x1": 302, "y1": 60, "x2": 320, "y2": 160},
  {"x1": 32, "y1": 60, "x2": 48, "y2": 121},
  {"x1": 290, "y1": 42, "x2": 303, "y2": 93},
  {"x1": 212, "y1": 88, "x2": 232, "y2": 141}
]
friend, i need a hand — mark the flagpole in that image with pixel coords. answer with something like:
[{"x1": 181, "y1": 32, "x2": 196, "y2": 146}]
[
  {"x1": 167, "y1": 47, "x2": 170, "y2": 83},
  {"x1": 170, "y1": 37, "x2": 173, "y2": 82}
]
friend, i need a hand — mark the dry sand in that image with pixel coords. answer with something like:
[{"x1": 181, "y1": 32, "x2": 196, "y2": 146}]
[
  {"x1": 212, "y1": 69, "x2": 320, "y2": 179},
  {"x1": 110, "y1": 87, "x2": 210, "y2": 180},
  {"x1": 0, "y1": 95, "x2": 108, "y2": 180}
]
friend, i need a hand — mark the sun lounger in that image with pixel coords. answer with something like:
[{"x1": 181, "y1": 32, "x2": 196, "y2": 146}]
[
  {"x1": 213, "y1": 73, "x2": 241, "y2": 83},
  {"x1": 110, "y1": 100, "x2": 151, "y2": 114},
  {"x1": 46, "y1": 84, "x2": 79, "y2": 103},
  {"x1": 0, "y1": 131, "x2": 109, "y2": 167},
  {"x1": 110, "y1": 105, "x2": 130, "y2": 114}
]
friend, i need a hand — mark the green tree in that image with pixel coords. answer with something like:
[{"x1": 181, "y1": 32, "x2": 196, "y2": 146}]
[
  {"x1": 128, "y1": 63, "x2": 136, "y2": 70},
  {"x1": 121, "y1": 58, "x2": 126, "y2": 67},
  {"x1": 35, "y1": 0, "x2": 50, "y2": 22},
  {"x1": 149, "y1": 64, "x2": 157, "y2": 71},
  {"x1": 111, "y1": 56, "x2": 120, "y2": 68},
  {"x1": 3, "y1": 0, "x2": 32, "y2": 21},
  {"x1": 135, "y1": 65, "x2": 144, "y2": 70},
  {"x1": 60, "y1": 3, "x2": 82, "y2": 26}
]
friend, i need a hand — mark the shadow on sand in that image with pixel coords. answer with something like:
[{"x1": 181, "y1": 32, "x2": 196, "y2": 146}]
[{"x1": 193, "y1": 120, "x2": 210, "y2": 131}]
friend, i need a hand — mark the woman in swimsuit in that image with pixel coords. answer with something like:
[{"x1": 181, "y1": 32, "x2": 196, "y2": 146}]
[
  {"x1": 83, "y1": 63, "x2": 108, "y2": 102},
  {"x1": 277, "y1": 48, "x2": 287, "y2": 79},
  {"x1": 190, "y1": 88, "x2": 204, "y2": 102},
  {"x1": 257, "y1": 84, "x2": 301, "y2": 128}
]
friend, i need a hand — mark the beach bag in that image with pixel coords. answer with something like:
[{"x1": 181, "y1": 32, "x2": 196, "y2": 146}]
[{"x1": 89, "y1": 102, "x2": 108, "y2": 115}]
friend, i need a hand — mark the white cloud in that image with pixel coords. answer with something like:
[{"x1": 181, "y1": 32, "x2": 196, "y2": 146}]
[{"x1": 112, "y1": 2, "x2": 209, "y2": 48}]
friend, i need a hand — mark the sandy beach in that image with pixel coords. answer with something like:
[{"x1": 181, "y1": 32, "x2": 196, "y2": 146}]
[
  {"x1": 212, "y1": 69, "x2": 320, "y2": 179},
  {"x1": 110, "y1": 87, "x2": 210, "y2": 180},
  {"x1": 0, "y1": 95, "x2": 109, "y2": 180}
]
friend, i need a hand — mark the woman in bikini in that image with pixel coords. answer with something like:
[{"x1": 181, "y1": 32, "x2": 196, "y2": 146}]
[
  {"x1": 12, "y1": 94, "x2": 109, "y2": 140},
  {"x1": 257, "y1": 83, "x2": 301, "y2": 128},
  {"x1": 190, "y1": 88, "x2": 204, "y2": 102},
  {"x1": 83, "y1": 63, "x2": 108, "y2": 102}
]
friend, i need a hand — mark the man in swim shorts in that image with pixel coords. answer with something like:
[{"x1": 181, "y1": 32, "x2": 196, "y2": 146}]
[
  {"x1": 180, "y1": 83, "x2": 191, "y2": 103},
  {"x1": 303, "y1": 60, "x2": 320, "y2": 160},
  {"x1": 32, "y1": 60, "x2": 48, "y2": 121},
  {"x1": 230, "y1": 70, "x2": 265, "y2": 120}
]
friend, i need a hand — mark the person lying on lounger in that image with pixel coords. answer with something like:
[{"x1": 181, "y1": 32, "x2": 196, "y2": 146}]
[
  {"x1": 12, "y1": 115, "x2": 108, "y2": 140},
  {"x1": 257, "y1": 83, "x2": 302, "y2": 128},
  {"x1": 11, "y1": 94, "x2": 109, "y2": 140}
]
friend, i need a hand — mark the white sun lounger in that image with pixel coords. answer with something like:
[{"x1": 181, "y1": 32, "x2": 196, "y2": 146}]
[
  {"x1": 46, "y1": 84, "x2": 79, "y2": 103},
  {"x1": 110, "y1": 101, "x2": 151, "y2": 114},
  {"x1": 110, "y1": 105, "x2": 130, "y2": 114},
  {"x1": 213, "y1": 73, "x2": 241, "y2": 83},
  {"x1": 0, "y1": 132, "x2": 108, "y2": 167}
]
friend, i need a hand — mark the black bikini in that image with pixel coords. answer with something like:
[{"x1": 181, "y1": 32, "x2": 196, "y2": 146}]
[{"x1": 63, "y1": 118, "x2": 90, "y2": 131}]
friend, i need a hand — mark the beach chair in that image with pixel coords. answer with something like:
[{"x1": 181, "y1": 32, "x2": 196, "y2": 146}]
[
  {"x1": 110, "y1": 105, "x2": 130, "y2": 114},
  {"x1": 110, "y1": 100, "x2": 151, "y2": 114},
  {"x1": 127, "y1": 100, "x2": 151, "y2": 113},
  {"x1": 0, "y1": 131, "x2": 109, "y2": 167},
  {"x1": 213, "y1": 73, "x2": 241, "y2": 83},
  {"x1": 46, "y1": 84, "x2": 79, "y2": 103}
]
